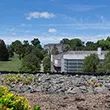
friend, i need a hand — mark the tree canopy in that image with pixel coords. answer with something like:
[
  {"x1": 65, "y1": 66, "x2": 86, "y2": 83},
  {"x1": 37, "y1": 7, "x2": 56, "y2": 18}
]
[
  {"x1": 0, "y1": 39, "x2": 9, "y2": 61},
  {"x1": 83, "y1": 54, "x2": 100, "y2": 72}
]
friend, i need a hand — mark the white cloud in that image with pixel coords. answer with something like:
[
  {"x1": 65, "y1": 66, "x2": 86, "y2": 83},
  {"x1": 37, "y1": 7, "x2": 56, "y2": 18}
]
[
  {"x1": 26, "y1": 11, "x2": 55, "y2": 20},
  {"x1": 48, "y1": 28, "x2": 57, "y2": 33},
  {"x1": 1, "y1": 34, "x2": 109, "y2": 46}
]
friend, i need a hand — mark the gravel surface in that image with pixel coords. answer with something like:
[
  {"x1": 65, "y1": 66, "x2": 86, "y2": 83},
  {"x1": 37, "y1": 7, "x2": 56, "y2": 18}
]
[
  {"x1": 1, "y1": 73, "x2": 110, "y2": 110},
  {"x1": 21, "y1": 92, "x2": 110, "y2": 110}
]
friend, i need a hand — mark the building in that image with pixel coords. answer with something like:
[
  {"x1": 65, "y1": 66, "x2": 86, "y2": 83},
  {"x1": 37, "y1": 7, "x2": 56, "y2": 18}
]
[
  {"x1": 51, "y1": 48, "x2": 108, "y2": 73},
  {"x1": 44, "y1": 43, "x2": 69, "y2": 54}
]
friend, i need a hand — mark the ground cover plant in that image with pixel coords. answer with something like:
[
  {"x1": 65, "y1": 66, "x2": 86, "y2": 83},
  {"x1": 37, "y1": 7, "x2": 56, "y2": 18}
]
[
  {"x1": 0, "y1": 86, "x2": 40, "y2": 110},
  {"x1": 1, "y1": 74, "x2": 35, "y2": 85}
]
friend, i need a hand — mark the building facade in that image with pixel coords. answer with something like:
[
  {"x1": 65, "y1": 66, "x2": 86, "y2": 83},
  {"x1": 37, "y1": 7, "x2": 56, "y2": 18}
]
[{"x1": 51, "y1": 48, "x2": 107, "y2": 73}]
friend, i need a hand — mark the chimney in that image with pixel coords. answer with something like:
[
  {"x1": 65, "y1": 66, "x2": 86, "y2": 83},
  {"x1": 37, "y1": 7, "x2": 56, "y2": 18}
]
[
  {"x1": 97, "y1": 47, "x2": 102, "y2": 55},
  {"x1": 51, "y1": 55, "x2": 54, "y2": 62}
]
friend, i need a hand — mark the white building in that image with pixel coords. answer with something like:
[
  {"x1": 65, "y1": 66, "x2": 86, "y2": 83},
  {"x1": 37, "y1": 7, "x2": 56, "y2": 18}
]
[{"x1": 51, "y1": 48, "x2": 107, "y2": 73}]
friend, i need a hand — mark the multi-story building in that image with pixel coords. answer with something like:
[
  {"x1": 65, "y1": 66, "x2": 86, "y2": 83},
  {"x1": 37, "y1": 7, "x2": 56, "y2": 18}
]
[{"x1": 51, "y1": 48, "x2": 107, "y2": 73}]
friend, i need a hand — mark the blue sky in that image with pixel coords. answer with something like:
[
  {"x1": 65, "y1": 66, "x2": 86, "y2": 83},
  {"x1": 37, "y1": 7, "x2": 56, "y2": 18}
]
[{"x1": 1, "y1": 0, "x2": 110, "y2": 45}]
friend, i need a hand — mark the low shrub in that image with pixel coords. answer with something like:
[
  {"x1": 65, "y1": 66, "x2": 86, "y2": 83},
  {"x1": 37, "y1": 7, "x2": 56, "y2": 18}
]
[
  {"x1": 0, "y1": 86, "x2": 40, "y2": 110},
  {"x1": 2, "y1": 74, "x2": 35, "y2": 85}
]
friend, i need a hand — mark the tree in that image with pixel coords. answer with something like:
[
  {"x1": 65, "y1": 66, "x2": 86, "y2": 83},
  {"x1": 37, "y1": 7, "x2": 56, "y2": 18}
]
[
  {"x1": 31, "y1": 47, "x2": 44, "y2": 61},
  {"x1": 83, "y1": 54, "x2": 100, "y2": 72},
  {"x1": 0, "y1": 39, "x2": 9, "y2": 61},
  {"x1": 20, "y1": 53, "x2": 40, "y2": 72},
  {"x1": 97, "y1": 39, "x2": 106, "y2": 50},
  {"x1": 11, "y1": 40, "x2": 24, "y2": 59},
  {"x1": 23, "y1": 40, "x2": 29, "y2": 46},
  {"x1": 43, "y1": 55, "x2": 51, "y2": 72},
  {"x1": 85, "y1": 41, "x2": 97, "y2": 50},
  {"x1": 60, "y1": 38, "x2": 70, "y2": 44},
  {"x1": 7, "y1": 45, "x2": 14, "y2": 58},
  {"x1": 24, "y1": 45, "x2": 34, "y2": 56},
  {"x1": 98, "y1": 51, "x2": 110, "y2": 72},
  {"x1": 51, "y1": 45, "x2": 59, "y2": 55},
  {"x1": 69, "y1": 38, "x2": 84, "y2": 50},
  {"x1": 31, "y1": 38, "x2": 40, "y2": 46}
]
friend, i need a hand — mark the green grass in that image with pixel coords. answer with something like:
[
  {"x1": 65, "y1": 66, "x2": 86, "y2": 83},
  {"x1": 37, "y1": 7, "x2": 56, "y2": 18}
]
[{"x1": 0, "y1": 55, "x2": 22, "y2": 72}]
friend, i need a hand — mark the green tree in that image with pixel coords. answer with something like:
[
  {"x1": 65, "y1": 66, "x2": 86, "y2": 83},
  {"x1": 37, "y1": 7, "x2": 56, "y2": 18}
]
[
  {"x1": 31, "y1": 38, "x2": 42, "y2": 49},
  {"x1": 7, "y1": 45, "x2": 14, "y2": 58},
  {"x1": 43, "y1": 55, "x2": 51, "y2": 72},
  {"x1": 97, "y1": 39, "x2": 106, "y2": 50},
  {"x1": 23, "y1": 40, "x2": 29, "y2": 46},
  {"x1": 11, "y1": 40, "x2": 24, "y2": 59},
  {"x1": 85, "y1": 41, "x2": 97, "y2": 50},
  {"x1": 21, "y1": 53, "x2": 40, "y2": 72},
  {"x1": 98, "y1": 51, "x2": 110, "y2": 72},
  {"x1": 83, "y1": 54, "x2": 100, "y2": 72},
  {"x1": 31, "y1": 47, "x2": 44, "y2": 61},
  {"x1": 60, "y1": 38, "x2": 70, "y2": 44},
  {"x1": 69, "y1": 38, "x2": 83, "y2": 50},
  {"x1": 0, "y1": 40, "x2": 9, "y2": 61},
  {"x1": 24, "y1": 45, "x2": 34, "y2": 56}
]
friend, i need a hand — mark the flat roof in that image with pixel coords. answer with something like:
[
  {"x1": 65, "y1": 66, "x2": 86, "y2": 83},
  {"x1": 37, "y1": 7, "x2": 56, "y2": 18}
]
[{"x1": 63, "y1": 54, "x2": 104, "y2": 60}]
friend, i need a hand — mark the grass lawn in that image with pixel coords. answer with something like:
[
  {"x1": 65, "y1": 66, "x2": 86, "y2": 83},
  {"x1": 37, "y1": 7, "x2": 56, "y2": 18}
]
[{"x1": 0, "y1": 55, "x2": 22, "y2": 72}]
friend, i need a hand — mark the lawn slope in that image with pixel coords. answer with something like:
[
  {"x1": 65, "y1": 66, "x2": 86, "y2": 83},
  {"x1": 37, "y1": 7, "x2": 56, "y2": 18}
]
[{"x1": 0, "y1": 55, "x2": 22, "y2": 72}]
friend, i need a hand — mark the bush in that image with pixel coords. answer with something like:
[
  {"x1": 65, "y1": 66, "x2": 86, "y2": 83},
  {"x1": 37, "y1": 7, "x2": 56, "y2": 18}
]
[
  {"x1": 0, "y1": 86, "x2": 40, "y2": 110},
  {"x1": 33, "y1": 105, "x2": 41, "y2": 110},
  {"x1": 2, "y1": 74, "x2": 35, "y2": 85}
]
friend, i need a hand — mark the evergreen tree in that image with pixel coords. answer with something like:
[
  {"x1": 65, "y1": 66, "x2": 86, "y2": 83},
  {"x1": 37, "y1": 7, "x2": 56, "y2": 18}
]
[{"x1": 0, "y1": 39, "x2": 9, "y2": 61}]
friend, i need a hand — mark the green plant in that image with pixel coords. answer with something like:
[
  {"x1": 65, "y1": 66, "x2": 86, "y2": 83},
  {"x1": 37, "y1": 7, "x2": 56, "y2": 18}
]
[
  {"x1": 0, "y1": 86, "x2": 31, "y2": 110},
  {"x1": 0, "y1": 86, "x2": 40, "y2": 110},
  {"x1": 2, "y1": 74, "x2": 35, "y2": 85},
  {"x1": 33, "y1": 105, "x2": 41, "y2": 110}
]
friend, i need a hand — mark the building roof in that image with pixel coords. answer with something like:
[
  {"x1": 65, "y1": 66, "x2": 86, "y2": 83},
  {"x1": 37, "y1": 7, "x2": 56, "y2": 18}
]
[
  {"x1": 63, "y1": 54, "x2": 104, "y2": 60},
  {"x1": 53, "y1": 50, "x2": 108, "y2": 60}
]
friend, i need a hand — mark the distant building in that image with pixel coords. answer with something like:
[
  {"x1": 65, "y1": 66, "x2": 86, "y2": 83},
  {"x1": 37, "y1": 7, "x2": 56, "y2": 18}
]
[
  {"x1": 44, "y1": 43, "x2": 69, "y2": 54},
  {"x1": 51, "y1": 48, "x2": 108, "y2": 73}
]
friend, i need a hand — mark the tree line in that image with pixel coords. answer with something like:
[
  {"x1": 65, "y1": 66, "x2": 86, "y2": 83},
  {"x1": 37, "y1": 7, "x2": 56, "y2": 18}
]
[
  {"x1": 60, "y1": 36, "x2": 110, "y2": 51},
  {"x1": 0, "y1": 36, "x2": 110, "y2": 73},
  {"x1": 0, "y1": 38, "x2": 50, "y2": 72}
]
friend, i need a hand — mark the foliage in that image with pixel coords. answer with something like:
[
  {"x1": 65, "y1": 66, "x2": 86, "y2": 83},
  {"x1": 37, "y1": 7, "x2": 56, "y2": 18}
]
[
  {"x1": 99, "y1": 51, "x2": 110, "y2": 72},
  {"x1": 0, "y1": 39, "x2": 9, "y2": 61},
  {"x1": 85, "y1": 41, "x2": 97, "y2": 50},
  {"x1": 11, "y1": 40, "x2": 24, "y2": 59},
  {"x1": 0, "y1": 86, "x2": 40, "y2": 110},
  {"x1": 31, "y1": 38, "x2": 42, "y2": 50},
  {"x1": 7, "y1": 45, "x2": 14, "y2": 58},
  {"x1": 60, "y1": 38, "x2": 70, "y2": 44},
  {"x1": 33, "y1": 105, "x2": 41, "y2": 110},
  {"x1": 2, "y1": 74, "x2": 35, "y2": 85},
  {"x1": 83, "y1": 54, "x2": 100, "y2": 72},
  {"x1": 69, "y1": 38, "x2": 84, "y2": 50},
  {"x1": 21, "y1": 53, "x2": 40, "y2": 72},
  {"x1": 43, "y1": 55, "x2": 51, "y2": 72},
  {"x1": 31, "y1": 48, "x2": 44, "y2": 61},
  {"x1": 0, "y1": 86, "x2": 31, "y2": 110}
]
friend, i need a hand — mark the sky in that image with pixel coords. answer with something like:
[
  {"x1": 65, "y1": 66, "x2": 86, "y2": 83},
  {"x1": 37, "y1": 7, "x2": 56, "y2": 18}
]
[{"x1": 0, "y1": 0, "x2": 110, "y2": 45}]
